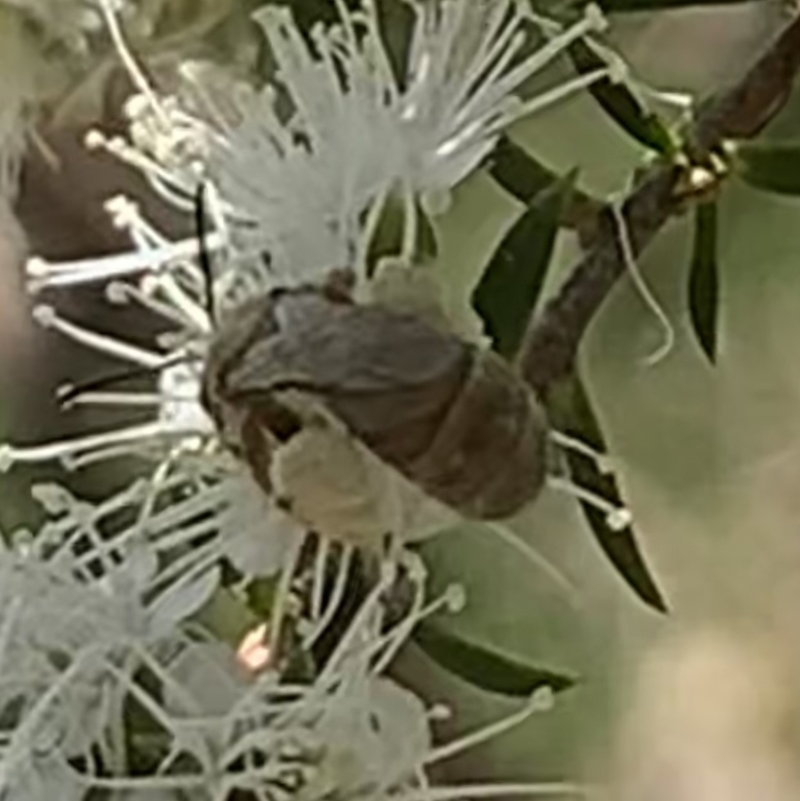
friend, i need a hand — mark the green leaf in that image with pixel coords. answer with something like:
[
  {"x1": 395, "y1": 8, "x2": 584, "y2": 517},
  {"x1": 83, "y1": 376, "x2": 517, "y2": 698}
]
[
  {"x1": 472, "y1": 171, "x2": 576, "y2": 359},
  {"x1": 569, "y1": 40, "x2": 675, "y2": 155},
  {"x1": 413, "y1": 621, "x2": 577, "y2": 697},
  {"x1": 732, "y1": 142, "x2": 800, "y2": 196},
  {"x1": 545, "y1": 373, "x2": 668, "y2": 613},
  {"x1": 484, "y1": 135, "x2": 562, "y2": 204},
  {"x1": 192, "y1": 586, "x2": 260, "y2": 647},
  {"x1": 599, "y1": 0, "x2": 757, "y2": 10},
  {"x1": 688, "y1": 201, "x2": 720, "y2": 363},
  {"x1": 245, "y1": 576, "x2": 278, "y2": 618}
]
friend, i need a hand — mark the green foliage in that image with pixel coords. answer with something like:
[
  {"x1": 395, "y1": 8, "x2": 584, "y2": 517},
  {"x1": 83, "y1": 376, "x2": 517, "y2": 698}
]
[
  {"x1": 688, "y1": 201, "x2": 720, "y2": 363},
  {"x1": 245, "y1": 576, "x2": 278, "y2": 618},
  {"x1": 484, "y1": 135, "x2": 564, "y2": 205},
  {"x1": 193, "y1": 586, "x2": 261, "y2": 646},
  {"x1": 732, "y1": 142, "x2": 800, "y2": 196},
  {"x1": 473, "y1": 171, "x2": 576, "y2": 358},
  {"x1": 545, "y1": 373, "x2": 668, "y2": 613},
  {"x1": 413, "y1": 620, "x2": 577, "y2": 696},
  {"x1": 569, "y1": 40, "x2": 676, "y2": 155}
]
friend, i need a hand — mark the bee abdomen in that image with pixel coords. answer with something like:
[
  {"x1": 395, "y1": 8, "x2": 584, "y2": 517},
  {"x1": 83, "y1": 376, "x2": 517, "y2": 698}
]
[{"x1": 408, "y1": 349, "x2": 549, "y2": 519}]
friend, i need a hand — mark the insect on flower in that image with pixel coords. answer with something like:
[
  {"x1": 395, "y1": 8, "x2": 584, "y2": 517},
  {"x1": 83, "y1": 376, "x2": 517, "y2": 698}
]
[{"x1": 198, "y1": 194, "x2": 551, "y2": 523}]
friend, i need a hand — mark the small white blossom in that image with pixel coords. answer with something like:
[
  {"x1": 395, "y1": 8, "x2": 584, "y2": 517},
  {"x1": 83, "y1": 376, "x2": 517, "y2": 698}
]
[
  {"x1": 0, "y1": 525, "x2": 193, "y2": 800},
  {"x1": 100, "y1": 0, "x2": 610, "y2": 285},
  {"x1": 0, "y1": 527, "x2": 571, "y2": 801}
]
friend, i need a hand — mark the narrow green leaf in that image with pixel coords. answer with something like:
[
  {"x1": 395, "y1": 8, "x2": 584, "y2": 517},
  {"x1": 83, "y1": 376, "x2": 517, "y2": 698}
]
[
  {"x1": 413, "y1": 621, "x2": 577, "y2": 697},
  {"x1": 545, "y1": 373, "x2": 668, "y2": 613},
  {"x1": 245, "y1": 576, "x2": 278, "y2": 618},
  {"x1": 484, "y1": 136, "x2": 603, "y2": 229},
  {"x1": 193, "y1": 587, "x2": 261, "y2": 647},
  {"x1": 484, "y1": 135, "x2": 562, "y2": 204},
  {"x1": 689, "y1": 201, "x2": 719, "y2": 363},
  {"x1": 569, "y1": 40, "x2": 675, "y2": 155},
  {"x1": 472, "y1": 171, "x2": 576, "y2": 358},
  {"x1": 599, "y1": 0, "x2": 757, "y2": 10},
  {"x1": 732, "y1": 141, "x2": 800, "y2": 196}
]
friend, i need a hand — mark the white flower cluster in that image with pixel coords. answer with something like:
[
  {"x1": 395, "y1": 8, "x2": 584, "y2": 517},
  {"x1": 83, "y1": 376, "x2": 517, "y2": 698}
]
[{"x1": 0, "y1": 0, "x2": 611, "y2": 798}]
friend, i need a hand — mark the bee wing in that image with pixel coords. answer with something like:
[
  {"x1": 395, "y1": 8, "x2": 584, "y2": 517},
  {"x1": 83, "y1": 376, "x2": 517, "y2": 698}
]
[{"x1": 225, "y1": 292, "x2": 472, "y2": 466}]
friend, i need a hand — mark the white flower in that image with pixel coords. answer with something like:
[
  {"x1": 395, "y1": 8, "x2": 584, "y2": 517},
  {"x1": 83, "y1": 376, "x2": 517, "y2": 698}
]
[
  {"x1": 0, "y1": 522, "x2": 197, "y2": 800},
  {"x1": 95, "y1": 0, "x2": 610, "y2": 285},
  {"x1": 0, "y1": 537, "x2": 571, "y2": 801}
]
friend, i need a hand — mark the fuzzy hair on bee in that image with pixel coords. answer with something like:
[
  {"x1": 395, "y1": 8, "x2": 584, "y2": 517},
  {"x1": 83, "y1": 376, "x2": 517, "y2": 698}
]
[{"x1": 199, "y1": 276, "x2": 551, "y2": 527}]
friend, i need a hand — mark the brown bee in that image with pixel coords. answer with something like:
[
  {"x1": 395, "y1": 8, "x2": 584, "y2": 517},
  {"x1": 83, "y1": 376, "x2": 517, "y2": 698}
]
[{"x1": 200, "y1": 276, "x2": 550, "y2": 522}]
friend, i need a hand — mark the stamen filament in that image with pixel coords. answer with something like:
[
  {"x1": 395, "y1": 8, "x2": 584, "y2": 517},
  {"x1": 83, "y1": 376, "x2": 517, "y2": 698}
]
[
  {"x1": 425, "y1": 691, "x2": 553, "y2": 765},
  {"x1": 549, "y1": 431, "x2": 613, "y2": 474},
  {"x1": 547, "y1": 476, "x2": 632, "y2": 532},
  {"x1": 26, "y1": 233, "x2": 221, "y2": 291},
  {"x1": 302, "y1": 544, "x2": 354, "y2": 649},
  {"x1": 402, "y1": 782, "x2": 585, "y2": 801},
  {"x1": 0, "y1": 422, "x2": 190, "y2": 471}
]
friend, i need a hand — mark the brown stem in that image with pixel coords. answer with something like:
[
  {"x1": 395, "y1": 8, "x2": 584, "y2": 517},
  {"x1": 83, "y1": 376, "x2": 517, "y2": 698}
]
[{"x1": 519, "y1": 13, "x2": 800, "y2": 395}]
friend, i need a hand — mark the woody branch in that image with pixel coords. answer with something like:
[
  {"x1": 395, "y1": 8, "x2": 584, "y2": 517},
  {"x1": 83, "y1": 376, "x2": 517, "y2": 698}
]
[{"x1": 519, "y1": 11, "x2": 800, "y2": 396}]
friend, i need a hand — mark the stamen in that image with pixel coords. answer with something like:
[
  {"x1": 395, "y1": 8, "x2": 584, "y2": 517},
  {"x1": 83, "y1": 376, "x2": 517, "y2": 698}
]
[
  {"x1": 310, "y1": 537, "x2": 331, "y2": 621},
  {"x1": 33, "y1": 305, "x2": 165, "y2": 367},
  {"x1": 61, "y1": 391, "x2": 171, "y2": 408},
  {"x1": 492, "y1": 68, "x2": 611, "y2": 133},
  {"x1": 610, "y1": 200, "x2": 674, "y2": 366},
  {"x1": 402, "y1": 782, "x2": 585, "y2": 801},
  {"x1": 401, "y1": 184, "x2": 419, "y2": 265},
  {"x1": 369, "y1": 581, "x2": 465, "y2": 676},
  {"x1": 425, "y1": 688, "x2": 555, "y2": 765},
  {"x1": 268, "y1": 534, "x2": 306, "y2": 657},
  {"x1": 0, "y1": 422, "x2": 195, "y2": 472},
  {"x1": 439, "y1": 2, "x2": 527, "y2": 123},
  {"x1": 549, "y1": 431, "x2": 614, "y2": 474},
  {"x1": 106, "y1": 280, "x2": 207, "y2": 334},
  {"x1": 301, "y1": 544, "x2": 354, "y2": 649},
  {"x1": 547, "y1": 476, "x2": 632, "y2": 532},
  {"x1": 356, "y1": 185, "x2": 389, "y2": 278},
  {"x1": 371, "y1": 564, "x2": 428, "y2": 674},
  {"x1": 459, "y1": 4, "x2": 608, "y2": 125},
  {"x1": 589, "y1": 36, "x2": 692, "y2": 119},
  {"x1": 96, "y1": 0, "x2": 171, "y2": 130},
  {"x1": 446, "y1": 27, "x2": 528, "y2": 134},
  {"x1": 26, "y1": 235, "x2": 220, "y2": 292},
  {"x1": 85, "y1": 129, "x2": 199, "y2": 204},
  {"x1": 150, "y1": 272, "x2": 213, "y2": 334},
  {"x1": 317, "y1": 563, "x2": 396, "y2": 684}
]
